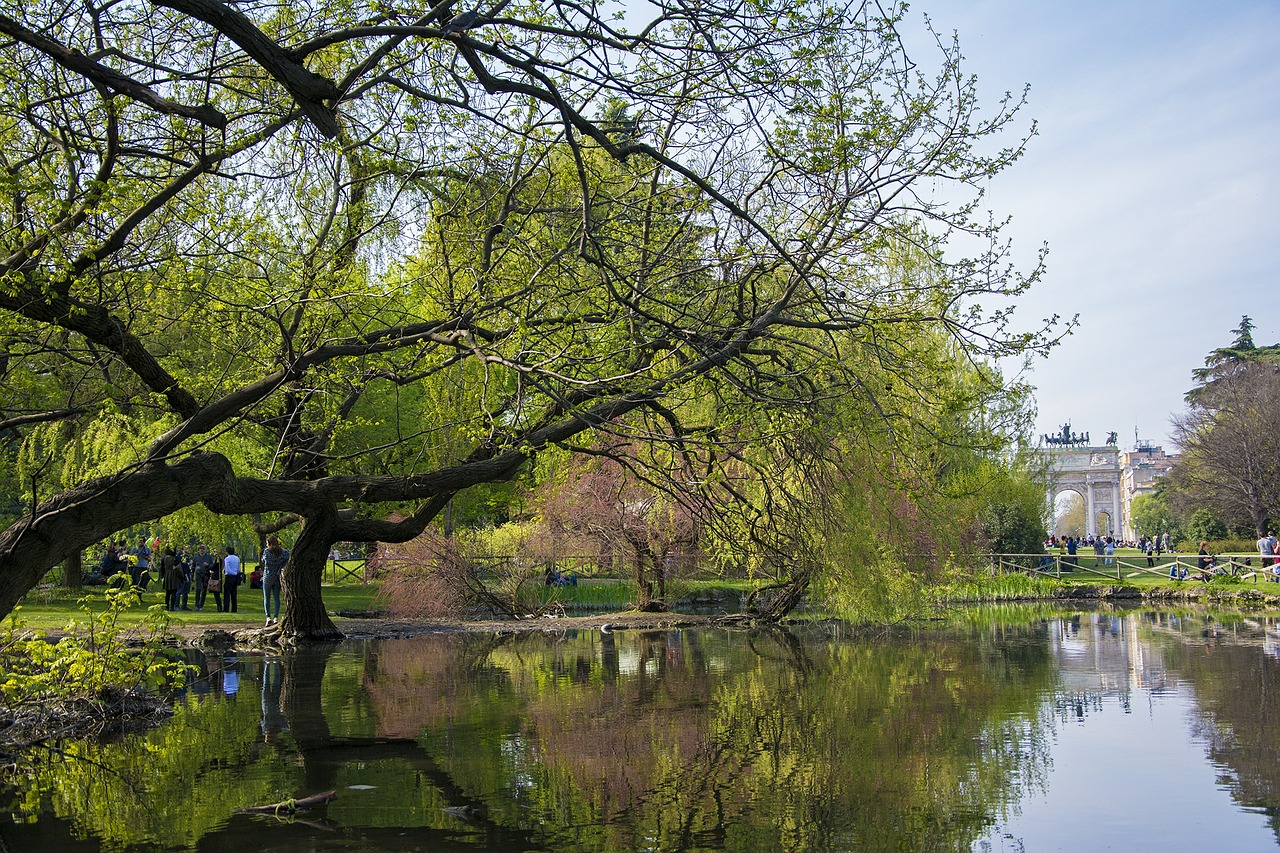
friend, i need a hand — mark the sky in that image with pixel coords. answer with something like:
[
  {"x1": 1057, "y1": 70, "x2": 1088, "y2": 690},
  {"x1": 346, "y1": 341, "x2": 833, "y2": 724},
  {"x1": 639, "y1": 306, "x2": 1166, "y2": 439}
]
[{"x1": 905, "y1": 0, "x2": 1280, "y2": 450}]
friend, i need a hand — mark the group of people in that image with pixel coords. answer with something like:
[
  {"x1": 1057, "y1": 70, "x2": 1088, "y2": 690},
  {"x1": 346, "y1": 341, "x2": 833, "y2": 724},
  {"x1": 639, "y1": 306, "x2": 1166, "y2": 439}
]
[
  {"x1": 95, "y1": 535, "x2": 289, "y2": 624},
  {"x1": 1167, "y1": 541, "x2": 1219, "y2": 582},
  {"x1": 1039, "y1": 530, "x2": 1280, "y2": 583},
  {"x1": 1047, "y1": 535, "x2": 1118, "y2": 568}
]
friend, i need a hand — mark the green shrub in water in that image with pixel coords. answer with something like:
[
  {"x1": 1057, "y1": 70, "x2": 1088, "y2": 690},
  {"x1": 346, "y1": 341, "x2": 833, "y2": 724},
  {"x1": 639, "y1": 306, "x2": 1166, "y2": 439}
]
[{"x1": 0, "y1": 585, "x2": 192, "y2": 708}]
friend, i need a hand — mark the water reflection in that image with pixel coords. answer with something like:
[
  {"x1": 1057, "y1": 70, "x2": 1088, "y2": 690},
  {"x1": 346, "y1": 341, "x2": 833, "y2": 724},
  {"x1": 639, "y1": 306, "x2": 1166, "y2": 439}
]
[{"x1": 1, "y1": 611, "x2": 1279, "y2": 851}]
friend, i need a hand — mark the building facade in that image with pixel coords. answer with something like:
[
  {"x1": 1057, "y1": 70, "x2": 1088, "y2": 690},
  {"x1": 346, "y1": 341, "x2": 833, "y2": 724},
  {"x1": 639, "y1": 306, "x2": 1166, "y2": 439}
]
[{"x1": 1119, "y1": 442, "x2": 1178, "y2": 541}]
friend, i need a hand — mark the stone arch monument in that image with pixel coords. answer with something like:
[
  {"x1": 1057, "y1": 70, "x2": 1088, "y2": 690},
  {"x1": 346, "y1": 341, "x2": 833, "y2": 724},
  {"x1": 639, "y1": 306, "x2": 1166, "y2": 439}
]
[{"x1": 1038, "y1": 423, "x2": 1123, "y2": 538}]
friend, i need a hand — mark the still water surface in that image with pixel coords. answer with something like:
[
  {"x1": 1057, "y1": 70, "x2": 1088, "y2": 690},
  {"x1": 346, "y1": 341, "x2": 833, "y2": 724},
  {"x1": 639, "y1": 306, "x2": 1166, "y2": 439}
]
[{"x1": 3, "y1": 608, "x2": 1279, "y2": 851}]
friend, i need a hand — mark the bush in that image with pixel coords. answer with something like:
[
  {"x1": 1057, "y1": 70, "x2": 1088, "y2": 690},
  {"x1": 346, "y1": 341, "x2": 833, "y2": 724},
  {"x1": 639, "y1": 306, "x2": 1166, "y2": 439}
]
[
  {"x1": 0, "y1": 586, "x2": 192, "y2": 748},
  {"x1": 373, "y1": 527, "x2": 565, "y2": 619},
  {"x1": 1177, "y1": 539, "x2": 1258, "y2": 556},
  {"x1": 1185, "y1": 509, "x2": 1228, "y2": 543},
  {"x1": 979, "y1": 501, "x2": 1047, "y2": 564},
  {"x1": 374, "y1": 532, "x2": 469, "y2": 618}
]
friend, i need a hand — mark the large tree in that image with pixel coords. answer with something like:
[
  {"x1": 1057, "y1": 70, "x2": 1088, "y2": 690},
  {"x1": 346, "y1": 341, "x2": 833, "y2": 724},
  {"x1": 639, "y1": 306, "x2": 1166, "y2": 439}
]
[
  {"x1": 0, "y1": 0, "x2": 1056, "y2": 640},
  {"x1": 1170, "y1": 361, "x2": 1280, "y2": 537},
  {"x1": 1186, "y1": 315, "x2": 1280, "y2": 405}
]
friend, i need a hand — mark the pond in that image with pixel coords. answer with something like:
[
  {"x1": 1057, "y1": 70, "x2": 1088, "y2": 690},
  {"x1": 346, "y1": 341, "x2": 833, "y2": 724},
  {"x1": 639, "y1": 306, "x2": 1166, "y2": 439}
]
[{"x1": 3, "y1": 608, "x2": 1279, "y2": 851}]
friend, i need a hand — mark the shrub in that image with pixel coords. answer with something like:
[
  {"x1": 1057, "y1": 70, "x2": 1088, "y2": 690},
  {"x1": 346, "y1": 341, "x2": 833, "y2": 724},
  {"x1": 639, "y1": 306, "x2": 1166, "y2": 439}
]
[
  {"x1": 1185, "y1": 509, "x2": 1229, "y2": 543},
  {"x1": 0, "y1": 586, "x2": 192, "y2": 749},
  {"x1": 979, "y1": 501, "x2": 1047, "y2": 564},
  {"x1": 374, "y1": 527, "x2": 562, "y2": 619}
]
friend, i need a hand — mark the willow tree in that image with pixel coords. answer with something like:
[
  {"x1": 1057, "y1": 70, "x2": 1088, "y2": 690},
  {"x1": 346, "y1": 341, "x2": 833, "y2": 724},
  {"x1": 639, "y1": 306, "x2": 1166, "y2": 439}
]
[{"x1": 0, "y1": 0, "x2": 1057, "y2": 640}]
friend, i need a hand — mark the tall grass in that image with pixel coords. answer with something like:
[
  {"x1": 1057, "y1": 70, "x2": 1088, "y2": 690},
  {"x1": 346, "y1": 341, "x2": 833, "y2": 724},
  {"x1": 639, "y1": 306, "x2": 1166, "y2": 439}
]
[
  {"x1": 933, "y1": 571, "x2": 1064, "y2": 604},
  {"x1": 529, "y1": 581, "x2": 634, "y2": 612}
]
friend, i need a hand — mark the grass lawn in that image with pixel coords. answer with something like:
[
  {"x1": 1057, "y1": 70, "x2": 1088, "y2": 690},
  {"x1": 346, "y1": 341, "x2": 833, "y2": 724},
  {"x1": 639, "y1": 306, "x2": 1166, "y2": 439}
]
[
  {"x1": 1027, "y1": 548, "x2": 1275, "y2": 589},
  {"x1": 11, "y1": 560, "x2": 1274, "y2": 636},
  {"x1": 10, "y1": 582, "x2": 382, "y2": 634},
  {"x1": 521, "y1": 576, "x2": 760, "y2": 611},
  {"x1": 10, "y1": 575, "x2": 758, "y2": 634}
]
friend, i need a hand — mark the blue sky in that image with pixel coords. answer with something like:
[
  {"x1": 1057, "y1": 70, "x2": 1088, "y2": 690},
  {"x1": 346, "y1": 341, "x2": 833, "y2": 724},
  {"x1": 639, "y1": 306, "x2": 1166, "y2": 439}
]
[{"x1": 911, "y1": 0, "x2": 1280, "y2": 449}]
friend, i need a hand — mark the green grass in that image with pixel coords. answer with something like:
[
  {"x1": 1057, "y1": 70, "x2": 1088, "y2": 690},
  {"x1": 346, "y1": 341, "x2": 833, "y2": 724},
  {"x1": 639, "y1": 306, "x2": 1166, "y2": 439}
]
[
  {"x1": 11, "y1": 582, "x2": 382, "y2": 634},
  {"x1": 19, "y1": 561, "x2": 1272, "y2": 636},
  {"x1": 1028, "y1": 554, "x2": 1274, "y2": 588},
  {"x1": 935, "y1": 572, "x2": 1063, "y2": 603},
  {"x1": 533, "y1": 579, "x2": 633, "y2": 610}
]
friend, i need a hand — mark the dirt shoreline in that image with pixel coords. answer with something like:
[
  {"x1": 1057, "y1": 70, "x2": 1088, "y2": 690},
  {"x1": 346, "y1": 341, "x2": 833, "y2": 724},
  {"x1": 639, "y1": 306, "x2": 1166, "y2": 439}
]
[
  {"x1": 179, "y1": 609, "x2": 739, "y2": 648},
  {"x1": 332, "y1": 610, "x2": 729, "y2": 638},
  {"x1": 72, "y1": 584, "x2": 1280, "y2": 649}
]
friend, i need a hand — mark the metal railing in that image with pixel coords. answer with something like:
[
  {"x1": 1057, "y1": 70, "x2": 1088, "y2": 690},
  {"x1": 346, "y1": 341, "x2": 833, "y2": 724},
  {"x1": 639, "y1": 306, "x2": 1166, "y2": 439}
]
[{"x1": 990, "y1": 552, "x2": 1278, "y2": 583}]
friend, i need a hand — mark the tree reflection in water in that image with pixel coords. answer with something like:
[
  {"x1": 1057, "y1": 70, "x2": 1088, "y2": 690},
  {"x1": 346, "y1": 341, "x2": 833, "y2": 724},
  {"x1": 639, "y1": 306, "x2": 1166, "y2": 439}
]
[{"x1": 2, "y1": 612, "x2": 1279, "y2": 851}]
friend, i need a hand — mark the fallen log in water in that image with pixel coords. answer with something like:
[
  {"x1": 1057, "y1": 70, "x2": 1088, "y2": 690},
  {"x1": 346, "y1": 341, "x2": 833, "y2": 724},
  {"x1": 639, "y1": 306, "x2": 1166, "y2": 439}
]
[{"x1": 235, "y1": 790, "x2": 337, "y2": 815}]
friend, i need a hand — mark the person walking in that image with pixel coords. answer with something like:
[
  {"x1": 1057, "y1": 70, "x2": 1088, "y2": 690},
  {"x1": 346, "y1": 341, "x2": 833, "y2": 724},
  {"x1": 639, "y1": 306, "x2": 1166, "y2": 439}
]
[
  {"x1": 222, "y1": 546, "x2": 242, "y2": 612},
  {"x1": 261, "y1": 535, "x2": 288, "y2": 626}
]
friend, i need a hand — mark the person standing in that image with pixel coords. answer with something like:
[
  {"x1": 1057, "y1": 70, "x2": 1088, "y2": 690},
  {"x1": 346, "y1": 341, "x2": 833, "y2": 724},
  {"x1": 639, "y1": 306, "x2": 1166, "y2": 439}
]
[
  {"x1": 161, "y1": 547, "x2": 183, "y2": 611},
  {"x1": 129, "y1": 537, "x2": 151, "y2": 588},
  {"x1": 261, "y1": 535, "x2": 288, "y2": 626},
  {"x1": 208, "y1": 550, "x2": 225, "y2": 612},
  {"x1": 191, "y1": 545, "x2": 215, "y2": 611},
  {"x1": 222, "y1": 546, "x2": 242, "y2": 613},
  {"x1": 1259, "y1": 532, "x2": 1276, "y2": 582},
  {"x1": 176, "y1": 546, "x2": 192, "y2": 610}
]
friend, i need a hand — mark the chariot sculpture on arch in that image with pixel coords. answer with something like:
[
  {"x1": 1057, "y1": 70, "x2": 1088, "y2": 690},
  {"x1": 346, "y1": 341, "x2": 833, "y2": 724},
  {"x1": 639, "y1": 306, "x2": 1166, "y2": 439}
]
[{"x1": 1042, "y1": 421, "x2": 1091, "y2": 448}]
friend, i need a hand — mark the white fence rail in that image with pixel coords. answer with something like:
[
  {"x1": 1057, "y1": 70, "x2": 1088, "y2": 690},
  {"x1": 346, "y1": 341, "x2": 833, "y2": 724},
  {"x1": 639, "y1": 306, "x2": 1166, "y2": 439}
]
[{"x1": 989, "y1": 552, "x2": 1277, "y2": 583}]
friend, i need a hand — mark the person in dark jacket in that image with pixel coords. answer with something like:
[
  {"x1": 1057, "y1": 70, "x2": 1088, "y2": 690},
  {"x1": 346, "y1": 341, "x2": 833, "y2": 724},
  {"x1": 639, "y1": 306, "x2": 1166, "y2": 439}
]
[{"x1": 161, "y1": 547, "x2": 185, "y2": 611}]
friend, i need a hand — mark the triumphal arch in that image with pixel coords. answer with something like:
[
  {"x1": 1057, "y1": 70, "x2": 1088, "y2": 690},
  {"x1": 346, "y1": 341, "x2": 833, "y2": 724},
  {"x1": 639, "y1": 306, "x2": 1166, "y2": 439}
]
[{"x1": 1038, "y1": 423, "x2": 1123, "y2": 538}]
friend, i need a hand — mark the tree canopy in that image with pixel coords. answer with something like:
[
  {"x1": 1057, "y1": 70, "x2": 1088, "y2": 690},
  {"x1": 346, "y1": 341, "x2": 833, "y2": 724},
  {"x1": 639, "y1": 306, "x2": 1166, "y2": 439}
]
[
  {"x1": 0, "y1": 0, "x2": 1057, "y2": 638},
  {"x1": 1187, "y1": 315, "x2": 1280, "y2": 404},
  {"x1": 1169, "y1": 322, "x2": 1280, "y2": 537}
]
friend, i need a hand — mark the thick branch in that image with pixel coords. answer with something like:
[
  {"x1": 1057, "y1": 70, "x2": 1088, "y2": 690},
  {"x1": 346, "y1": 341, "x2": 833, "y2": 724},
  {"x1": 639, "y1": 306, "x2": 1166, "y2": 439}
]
[
  {"x1": 0, "y1": 408, "x2": 85, "y2": 433},
  {"x1": 0, "y1": 13, "x2": 226, "y2": 128},
  {"x1": 0, "y1": 453, "x2": 234, "y2": 616},
  {"x1": 147, "y1": 316, "x2": 471, "y2": 458},
  {"x1": 0, "y1": 286, "x2": 202, "y2": 418},
  {"x1": 151, "y1": 0, "x2": 340, "y2": 137}
]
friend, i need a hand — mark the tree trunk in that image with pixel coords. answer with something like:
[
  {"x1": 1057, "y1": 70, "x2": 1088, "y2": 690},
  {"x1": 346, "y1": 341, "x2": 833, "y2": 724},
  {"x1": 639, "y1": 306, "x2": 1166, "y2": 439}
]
[
  {"x1": 655, "y1": 552, "x2": 668, "y2": 603},
  {"x1": 634, "y1": 554, "x2": 652, "y2": 608},
  {"x1": 279, "y1": 508, "x2": 343, "y2": 642},
  {"x1": 62, "y1": 549, "x2": 83, "y2": 590}
]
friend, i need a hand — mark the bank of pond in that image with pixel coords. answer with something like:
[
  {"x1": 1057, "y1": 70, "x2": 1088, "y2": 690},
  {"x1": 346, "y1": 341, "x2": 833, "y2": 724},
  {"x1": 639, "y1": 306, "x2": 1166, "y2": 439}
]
[{"x1": 3, "y1": 603, "x2": 1280, "y2": 851}]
